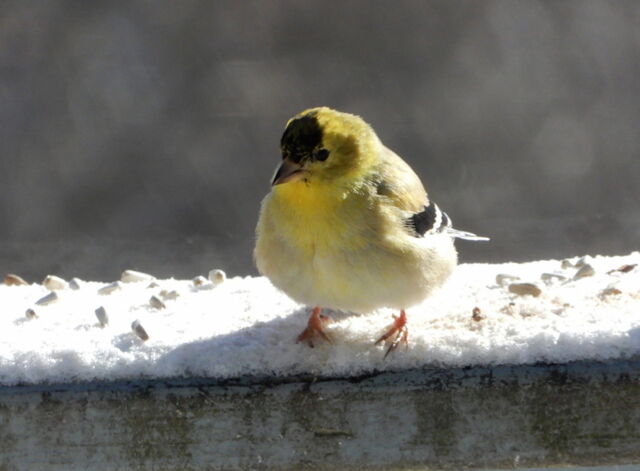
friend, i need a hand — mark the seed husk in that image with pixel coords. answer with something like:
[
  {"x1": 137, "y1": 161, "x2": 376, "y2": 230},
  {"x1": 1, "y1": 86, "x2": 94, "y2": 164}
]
[
  {"x1": 574, "y1": 264, "x2": 596, "y2": 279},
  {"x1": 208, "y1": 269, "x2": 227, "y2": 286},
  {"x1": 149, "y1": 295, "x2": 166, "y2": 310},
  {"x1": 508, "y1": 283, "x2": 542, "y2": 297},
  {"x1": 131, "y1": 320, "x2": 149, "y2": 341},
  {"x1": 95, "y1": 306, "x2": 109, "y2": 327},
  {"x1": 43, "y1": 275, "x2": 67, "y2": 290},
  {"x1": 36, "y1": 291, "x2": 59, "y2": 306},
  {"x1": 4, "y1": 274, "x2": 28, "y2": 286},
  {"x1": 121, "y1": 270, "x2": 155, "y2": 283},
  {"x1": 98, "y1": 282, "x2": 122, "y2": 295}
]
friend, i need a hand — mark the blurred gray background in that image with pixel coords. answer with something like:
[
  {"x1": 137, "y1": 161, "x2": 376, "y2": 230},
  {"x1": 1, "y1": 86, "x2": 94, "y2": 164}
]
[{"x1": 2, "y1": 0, "x2": 639, "y2": 281}]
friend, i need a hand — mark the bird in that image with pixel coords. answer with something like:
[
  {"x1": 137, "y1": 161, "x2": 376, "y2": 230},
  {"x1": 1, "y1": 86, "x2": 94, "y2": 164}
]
[{"x1": 254, "y1": 107, "x2": 488, "y2": 357}]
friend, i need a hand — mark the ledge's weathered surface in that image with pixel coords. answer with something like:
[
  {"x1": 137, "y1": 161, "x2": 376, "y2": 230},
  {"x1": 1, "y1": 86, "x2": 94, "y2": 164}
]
[{"x1": 1, "y1": 360, "x2": 640, "y2": 470}]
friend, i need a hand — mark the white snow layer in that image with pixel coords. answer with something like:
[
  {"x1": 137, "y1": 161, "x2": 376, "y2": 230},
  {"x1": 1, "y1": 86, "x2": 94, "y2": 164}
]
[{"x1": 1, "y1": 253, "x2": 639, "y2": 386}]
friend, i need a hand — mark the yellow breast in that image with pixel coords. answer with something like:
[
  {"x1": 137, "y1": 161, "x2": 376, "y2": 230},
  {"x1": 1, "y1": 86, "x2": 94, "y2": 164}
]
[{"x1": 269, "y1": 179, "x2": 372, "y2": 256}]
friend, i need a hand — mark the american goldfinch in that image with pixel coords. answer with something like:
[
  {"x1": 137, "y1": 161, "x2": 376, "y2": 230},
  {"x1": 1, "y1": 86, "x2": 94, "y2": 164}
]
[{"x1": 255, "y1": 107, "x2": 487, "y2": 356}]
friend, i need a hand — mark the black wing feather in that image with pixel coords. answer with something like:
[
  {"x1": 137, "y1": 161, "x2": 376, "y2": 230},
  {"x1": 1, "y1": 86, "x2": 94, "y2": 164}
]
[{"x1": 407, "y1": 202, "x2": 450, "y2": 237}]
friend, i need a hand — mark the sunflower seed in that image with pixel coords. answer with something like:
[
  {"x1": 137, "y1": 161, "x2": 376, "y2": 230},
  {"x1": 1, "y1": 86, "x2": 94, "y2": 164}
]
[
  {"x1": 192, "y1": 275, "x2": 208, "y2": 287},
  {"x1": 208, "y1": 269, "x2": 226, "y2": 286},
  {"x1": 121, "y1": 270, "x2": 155, "y2": 283},
  {"x1": 69, "y1": 278, "x2": 83, "y2": 290},
  {"x1": 496, "y1": 274, "x2": 520, "y2": 286},
  {"x1": 43, "y1": 275, "x2": 67, "y2": 290},
  {"x1": 575, "y1": 256, "x2": 591, "y2": 268},
  {"x1": 36, "y1": 291, "x2": 59, "y2": 306},
  {"x1": 95, "y1": 306, "x2": 109, "y2": 327},
  {"x1": 541, "y1": 273, "x2": 567, "y2": 283},
  {"x1": 607, "y1": 264, "x2": 637, "y2": 274},
  {"x1": 4, "y1": 274, "x2": 28, "y2": 286},
  {"x1": 149, "y1": 295, "x2": 166, "y2": 310},
  {"x1": 131, "y1": 320, "x2": 149, "y2": 341},
  {"x1": 574, "y1": 264, "x2": 596, "y2": 279},
  {"x1": 159, "y1": 290, "x2": 179, "y2": 301},
  {"x1": 561, "y1": 259, "x2": 574, "y2": 269},
  {"x1": 508, "y1": 283, "x2": 542, "y2": 297},
  {"x1": 98, "y1": 282, "x2": 122, "y2": 295},
  {"x1": 600, "y1": 287, "x2": 622, "y2": 298}
]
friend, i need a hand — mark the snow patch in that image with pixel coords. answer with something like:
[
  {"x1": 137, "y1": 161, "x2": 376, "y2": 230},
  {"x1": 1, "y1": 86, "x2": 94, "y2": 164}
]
[{"x1": 1, "y1": 253, "x2": 639, "y2": 386}]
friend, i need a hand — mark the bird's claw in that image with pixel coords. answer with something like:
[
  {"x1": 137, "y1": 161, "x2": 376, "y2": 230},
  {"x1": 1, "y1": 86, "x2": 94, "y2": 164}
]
[
  {"x1": 297, "y1": 307, "x2": 333, "y2": 347},
  {"x1": 375, "y1": 310, "x2": 409, "y2": 359}
]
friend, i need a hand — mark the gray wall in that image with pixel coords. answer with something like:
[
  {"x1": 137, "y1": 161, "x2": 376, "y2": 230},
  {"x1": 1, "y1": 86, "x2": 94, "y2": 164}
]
[{"x1": 2, "y1": 1, "x2": 639, "y2": 280}]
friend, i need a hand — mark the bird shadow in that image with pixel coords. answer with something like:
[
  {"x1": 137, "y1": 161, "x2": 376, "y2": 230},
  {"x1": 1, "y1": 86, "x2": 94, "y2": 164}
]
[{"x1": 152, "y1": 306, "x2": 390, "y2": 379}]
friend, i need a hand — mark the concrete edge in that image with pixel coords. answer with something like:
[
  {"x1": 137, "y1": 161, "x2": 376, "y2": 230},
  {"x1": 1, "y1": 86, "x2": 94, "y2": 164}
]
[{"x1": 2, "y1": 357, "x2": 639, "y2": 396}]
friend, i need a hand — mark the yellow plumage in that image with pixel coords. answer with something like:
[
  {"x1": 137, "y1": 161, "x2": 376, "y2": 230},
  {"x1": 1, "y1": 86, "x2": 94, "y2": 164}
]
[{"x1": 255, "y1": 107, "x2": 485, "y2": 353}]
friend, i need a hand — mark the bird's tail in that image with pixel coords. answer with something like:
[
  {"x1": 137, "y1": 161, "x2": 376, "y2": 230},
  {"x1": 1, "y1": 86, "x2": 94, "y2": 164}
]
[
  {"x1": 446, "y1": 228, "x2": 490, "y2": 241},
  {"x1": 440, "y1": 210, "x2": 490, "y2": 241}
]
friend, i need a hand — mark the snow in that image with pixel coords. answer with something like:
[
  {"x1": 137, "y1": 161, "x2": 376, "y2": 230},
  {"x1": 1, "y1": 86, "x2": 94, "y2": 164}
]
[{"x1": 1, "y1": 253, "x2": 639, "y2": 386}]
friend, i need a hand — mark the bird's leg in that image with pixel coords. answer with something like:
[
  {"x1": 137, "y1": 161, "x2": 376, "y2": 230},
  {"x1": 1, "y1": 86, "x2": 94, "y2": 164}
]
[
  {"x1": 297, "y1": 306, "x2": 332, "y2": 347},
  {"x1": 375, "y1": 310, "x2": 409, "y2": 359}
]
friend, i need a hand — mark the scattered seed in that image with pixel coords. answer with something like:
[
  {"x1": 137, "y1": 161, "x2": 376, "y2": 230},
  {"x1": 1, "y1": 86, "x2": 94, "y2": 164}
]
[
  {"x1": 4, "y1": 274, "x2": 28, "y2": 286},
  {"x1": 574, "y1": 264, "x2": 596, "y2": 279},
  {"x1": 208, "y1": 269, "x2": 226, "y2": 286},
  {"x1": 25, "y1": 308, "x2": 38, "y2": 319},
  {"x1": 508, "y1": 283, "x2": 542, "y2": 297},
  {"x1": 561, "y1": 259, "x2": 574, "y2": 269},
  {"x1": 131, "y1": 320, "x2": 149, "y2": 341},
  {"x1": 147, "y1": 281, "x2": 160, "y2": 289},
  {"x1": 121, "y1": 270, "x2": 155, "y2": 283},
  {"x1": 192, "y1": 275, "x2": 208, "y2": 286},
  {"x1": 36, "y1": 291, "x2": 59, "y2": 306},
  {"x1": 43, "y1": 275, "x2": 67, "y2": 290},
  {"x1": 496, "y1": 274, "x2": 520, "y2": 286},
  {"x1": 98, "y1": 282, "x2": 122, "y2": 295},
  {"x1": 69, "y1": 278, "x2": 82, "y2": 290},
  {"x1": 600, "y1": 287, "x2": 622, "y2": 298},
  {"x1": 159, "y1": 290, "x2": 179, "y2": 301},
  {"x1": 149, "y1": 295, "x2": 166, "y2": 310},
  {"x1": 608, "y1": 264, "x2": 637, "y2": 274},
  {"x1": 94, "y1": 306, "x2": 109, "y2": 327},
  {"x1": 541, "y1": 273, "x2": 567, "y2": 283},
  {"x1": 472, "y1": 307, "x2": 483, "y2": 322},
  {"x1": 575, "y1": 256, "x2": 590, "y2": 268}
]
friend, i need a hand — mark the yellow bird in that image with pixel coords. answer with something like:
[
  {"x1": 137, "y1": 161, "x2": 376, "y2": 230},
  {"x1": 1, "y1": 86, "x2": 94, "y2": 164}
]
[{"x1": 255, "y1": 107, "x2": 487, "y2": 357}]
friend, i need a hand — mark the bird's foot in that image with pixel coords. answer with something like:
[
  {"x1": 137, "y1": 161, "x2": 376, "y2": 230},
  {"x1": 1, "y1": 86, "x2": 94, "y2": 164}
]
[
  {"x1": 375, "y1": 310, "x2": 408, "y2": 359},
  {"x1": 297, "y1": 307, "x2": 333, "y2": 347}
]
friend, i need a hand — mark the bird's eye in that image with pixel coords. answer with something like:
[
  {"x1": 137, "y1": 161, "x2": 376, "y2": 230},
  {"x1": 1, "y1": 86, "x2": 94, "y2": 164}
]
[{"x1": 313, "y1": 148, "x2": 330, "y2": 161}]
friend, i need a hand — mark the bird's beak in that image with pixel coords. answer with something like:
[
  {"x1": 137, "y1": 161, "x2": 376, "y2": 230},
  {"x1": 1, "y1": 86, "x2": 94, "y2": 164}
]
[{"x1": 271, "y1": 158, "x2": 305, "y2": 186}]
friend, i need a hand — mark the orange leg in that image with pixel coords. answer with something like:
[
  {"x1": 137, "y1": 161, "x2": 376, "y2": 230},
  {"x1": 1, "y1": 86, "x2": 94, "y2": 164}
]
[
  {"x1": 375, "y1": 310, "x2": 409, "y2": 359},
  {"x1": 297, "y1": 307, "x2": 333, "y2": 347}
]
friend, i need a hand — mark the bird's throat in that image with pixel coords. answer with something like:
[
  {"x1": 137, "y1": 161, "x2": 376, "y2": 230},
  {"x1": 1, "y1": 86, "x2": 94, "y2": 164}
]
[
  {"x1": 273, "y1": 179, "x2": 345, "y2": 214},
  {"x1": 271, "y1": 179, "x2": 356, "y2": 252}
]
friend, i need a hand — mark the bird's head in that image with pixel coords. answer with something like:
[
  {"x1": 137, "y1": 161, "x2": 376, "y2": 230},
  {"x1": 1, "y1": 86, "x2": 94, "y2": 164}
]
[{"x1": 272, "y1": 107, "x2": 380, "y2": 186}]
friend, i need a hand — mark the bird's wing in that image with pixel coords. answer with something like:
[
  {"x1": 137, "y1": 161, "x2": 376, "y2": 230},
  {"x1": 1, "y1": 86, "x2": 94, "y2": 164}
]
[
  {"x1": 374, "y1": 145, "x2": 428, "y2": 213},
  {"x1": 408, "y1": 202, "x2": 489, "y2": 240},
  {"x1": 374, "y1": 145, "x2": 489, "y2": 241}
]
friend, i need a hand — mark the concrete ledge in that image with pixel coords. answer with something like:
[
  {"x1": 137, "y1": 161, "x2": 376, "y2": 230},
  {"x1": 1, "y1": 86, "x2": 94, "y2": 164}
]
[{"x1": 2, "y1": 360, "x2": 640, "y2": 470}]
